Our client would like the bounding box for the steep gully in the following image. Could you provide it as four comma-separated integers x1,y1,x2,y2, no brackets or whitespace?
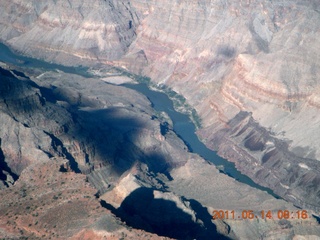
0,43,280,198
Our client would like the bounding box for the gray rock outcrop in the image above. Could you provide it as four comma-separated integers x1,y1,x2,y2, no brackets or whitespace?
1,0,320,238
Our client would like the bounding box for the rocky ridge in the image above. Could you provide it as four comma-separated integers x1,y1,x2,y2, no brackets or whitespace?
0,157,172,240
0,63,319,239
0,0,320,238
0,63,189,239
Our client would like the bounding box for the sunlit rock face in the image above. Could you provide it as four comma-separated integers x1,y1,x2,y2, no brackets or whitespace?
129,0,320,155
0,0,138,64
0,0,320,221
1,63,319,239
127,0,320,211
0,64,191,239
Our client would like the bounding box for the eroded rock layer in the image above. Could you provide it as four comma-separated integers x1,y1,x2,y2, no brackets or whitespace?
1,0,320,238
0,0,138,64
0,63,319,239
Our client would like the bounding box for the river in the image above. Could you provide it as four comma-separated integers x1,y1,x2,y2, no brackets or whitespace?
0,42,279,198
123,82,280,198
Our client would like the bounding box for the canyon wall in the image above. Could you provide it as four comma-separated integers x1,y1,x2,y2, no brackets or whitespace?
1,63,319,239
0,0,320,238
125,0,320,211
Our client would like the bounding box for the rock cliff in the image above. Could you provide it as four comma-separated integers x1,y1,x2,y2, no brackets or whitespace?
0,0,138,64
128,0,320,211
0,61,319,239
0,0,320,238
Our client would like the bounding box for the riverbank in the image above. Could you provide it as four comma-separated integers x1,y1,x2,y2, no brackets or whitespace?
0,41,281,199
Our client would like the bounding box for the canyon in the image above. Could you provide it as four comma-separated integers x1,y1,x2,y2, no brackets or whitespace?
0,0,320,239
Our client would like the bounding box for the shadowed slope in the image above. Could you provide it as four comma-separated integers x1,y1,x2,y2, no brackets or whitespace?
101,187,229,240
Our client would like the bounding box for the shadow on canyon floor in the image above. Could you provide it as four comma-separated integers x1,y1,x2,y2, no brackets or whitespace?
71,107,174,179
101,187,230,240
0,67,174,181
0,138,19,186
